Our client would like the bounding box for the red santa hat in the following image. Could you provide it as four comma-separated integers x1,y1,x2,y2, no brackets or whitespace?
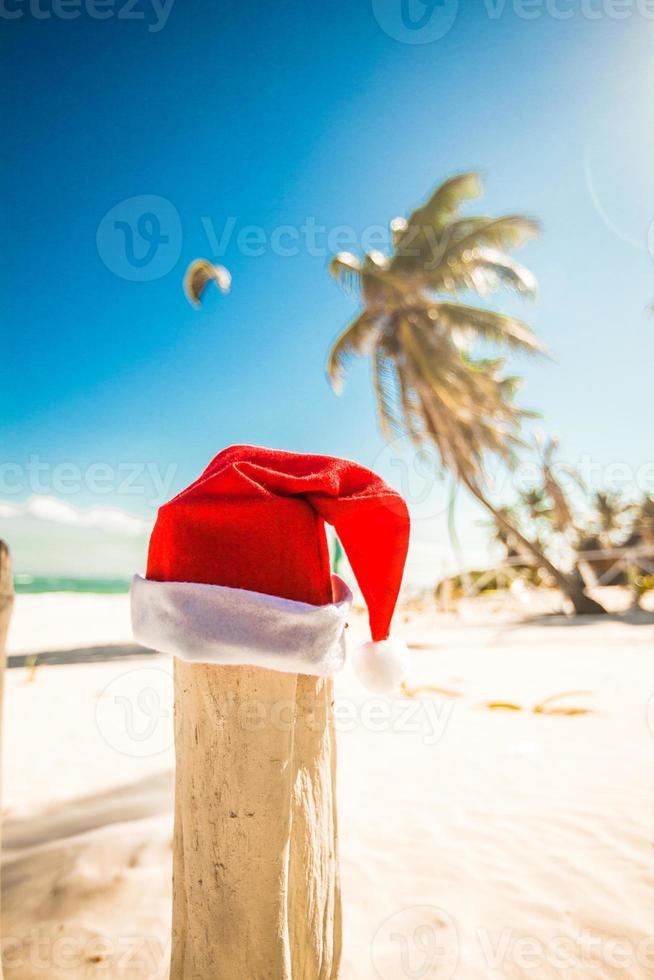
131,445,410,691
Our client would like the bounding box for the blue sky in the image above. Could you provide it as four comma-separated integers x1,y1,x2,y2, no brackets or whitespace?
2,0,654,582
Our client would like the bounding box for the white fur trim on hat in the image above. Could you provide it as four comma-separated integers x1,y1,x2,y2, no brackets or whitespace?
352,639,410,693
131,573,353,677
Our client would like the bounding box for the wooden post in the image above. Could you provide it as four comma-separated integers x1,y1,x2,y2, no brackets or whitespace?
0,542,14,980
170,662,341,979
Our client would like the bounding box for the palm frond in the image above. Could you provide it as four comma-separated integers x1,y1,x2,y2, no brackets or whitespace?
329,252,362,295
466,247,538,297
392,215,540,289
395,359,425,446
402,173,482,234
423,216,540,284
372,349,403,440
432,303,545,354
396,315,529,485
542,470,576,534
326,309,380,393
447,215,540,253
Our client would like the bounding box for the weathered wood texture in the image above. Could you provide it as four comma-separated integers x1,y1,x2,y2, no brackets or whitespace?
170,661,341,980
0,542,15,980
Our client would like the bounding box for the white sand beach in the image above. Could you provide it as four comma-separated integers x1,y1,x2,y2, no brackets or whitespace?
3,591,654,979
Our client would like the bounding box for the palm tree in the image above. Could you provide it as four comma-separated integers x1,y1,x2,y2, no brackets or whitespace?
480,505,545,587
590,490,634,547
571,490,634,591
633,496,654,545
539,436,579,536
519,486,554,528
624,496,654,607
326,173,605,614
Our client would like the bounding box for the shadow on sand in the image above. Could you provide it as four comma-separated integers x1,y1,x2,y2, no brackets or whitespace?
2,770,174,856
7,643,159,669
515,608,654,628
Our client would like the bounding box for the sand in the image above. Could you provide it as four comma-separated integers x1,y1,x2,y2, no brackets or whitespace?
3,592,654,979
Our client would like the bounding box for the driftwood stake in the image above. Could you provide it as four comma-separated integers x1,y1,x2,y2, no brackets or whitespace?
0,543,14,980
170,661,341,979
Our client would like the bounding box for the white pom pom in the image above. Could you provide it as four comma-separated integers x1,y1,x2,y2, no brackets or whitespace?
352,638,410,693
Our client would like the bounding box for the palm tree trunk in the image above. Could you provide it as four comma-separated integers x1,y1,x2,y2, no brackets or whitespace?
463,480,607,615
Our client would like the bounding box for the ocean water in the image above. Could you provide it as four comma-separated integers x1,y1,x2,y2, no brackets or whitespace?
13,575,131,595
